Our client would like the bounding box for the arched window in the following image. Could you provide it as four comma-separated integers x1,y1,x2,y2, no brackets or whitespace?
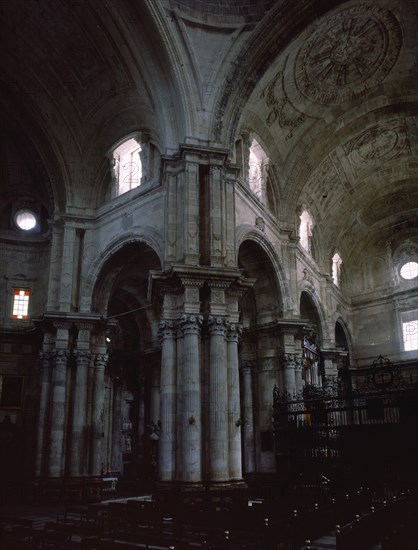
109,136,142,196
248,138,268,201
332,252,343,287
299,210,314,254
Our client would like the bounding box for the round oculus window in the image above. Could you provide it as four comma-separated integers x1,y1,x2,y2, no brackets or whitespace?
400,261,418,280
15,210,37,231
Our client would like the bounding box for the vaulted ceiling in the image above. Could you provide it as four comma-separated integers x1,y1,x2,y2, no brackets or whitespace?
1,0,417,277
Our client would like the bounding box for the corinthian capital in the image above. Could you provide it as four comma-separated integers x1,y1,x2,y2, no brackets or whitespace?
39,351,52,370
282,353,302,369
94,353,108,370
226,322,242,342
207,315,228,337
53,349,71,365
74,350,91,367
158,319,177,342
179,314,203,336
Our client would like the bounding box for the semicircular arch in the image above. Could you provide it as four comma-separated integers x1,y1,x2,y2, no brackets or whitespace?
82,232,163,315
299,287,329,344
237,225,293,314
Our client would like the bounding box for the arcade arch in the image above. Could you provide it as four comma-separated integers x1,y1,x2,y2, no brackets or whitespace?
91,241,162,487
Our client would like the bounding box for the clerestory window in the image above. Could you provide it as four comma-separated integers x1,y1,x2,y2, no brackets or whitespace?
401,310,418,352
332,252,343,287
110,137,142,196
299,210,314,254
248,138,268,201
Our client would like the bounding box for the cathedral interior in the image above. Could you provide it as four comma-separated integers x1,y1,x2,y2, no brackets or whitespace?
0,0,418,548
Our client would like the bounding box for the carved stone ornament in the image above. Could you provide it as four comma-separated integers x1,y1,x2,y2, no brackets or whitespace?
255,216,266,232
294,5,402,104
261,59,307,139
207,315,228,336
227,323,242,342
158,319,177,342
179,314,203,335
343,119,410,174
74,350,91,367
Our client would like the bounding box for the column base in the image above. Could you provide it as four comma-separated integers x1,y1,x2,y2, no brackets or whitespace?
155,479,248,511
30,476,103,504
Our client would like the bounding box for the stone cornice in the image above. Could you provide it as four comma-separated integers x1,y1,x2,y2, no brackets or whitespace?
244,317,310,334
32,312,118,332
149,265,255,296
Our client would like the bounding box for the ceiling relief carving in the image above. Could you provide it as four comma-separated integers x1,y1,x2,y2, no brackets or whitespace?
261,58,307,140
307,155,341,204
343,119,411,177
359,188,418,227
294,5,402,104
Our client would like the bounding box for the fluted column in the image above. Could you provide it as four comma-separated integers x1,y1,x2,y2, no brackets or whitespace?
179,314,202,483
110,380,123,473
89,353,108,475
227,323,243,481
35,351,52,476
48,349,70,477
295,356,303,396
69,350,91,476
150,363,160,426
283,354,297,398
208,315,229,482
240,361,256,474
158,320,177,482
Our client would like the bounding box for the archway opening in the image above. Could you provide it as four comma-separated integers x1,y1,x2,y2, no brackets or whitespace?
93,242,161,491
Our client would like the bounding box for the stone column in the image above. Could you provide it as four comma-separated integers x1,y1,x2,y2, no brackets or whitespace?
69,350,91,476
179,314,202,483
158,320,177,483
240,361,256,474
35,351,52,477
208,315,229,482
110,380,123,473
137,378,146,468
295,356,303,396
150,363,160,426
227,323,243,481
283,354,297,398
89,353,108,475
48,349,70,477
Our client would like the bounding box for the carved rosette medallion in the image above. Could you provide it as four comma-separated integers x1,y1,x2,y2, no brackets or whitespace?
294,5,402,104
343,119,410,180
343,119,409,171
